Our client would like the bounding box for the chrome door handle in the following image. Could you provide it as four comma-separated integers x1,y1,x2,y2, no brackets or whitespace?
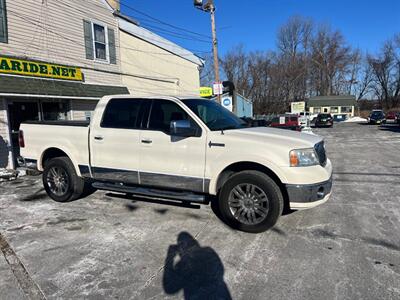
141,139,152,144
94,136,103,141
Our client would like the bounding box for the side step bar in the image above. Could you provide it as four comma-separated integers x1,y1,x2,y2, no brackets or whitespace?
92,182,208,204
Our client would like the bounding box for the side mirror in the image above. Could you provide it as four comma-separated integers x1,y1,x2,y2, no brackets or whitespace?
170,120,199,137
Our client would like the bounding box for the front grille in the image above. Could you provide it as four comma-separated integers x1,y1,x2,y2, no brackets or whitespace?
314,141,327,166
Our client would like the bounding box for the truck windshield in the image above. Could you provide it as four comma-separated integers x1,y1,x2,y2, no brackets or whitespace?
182,99,247,131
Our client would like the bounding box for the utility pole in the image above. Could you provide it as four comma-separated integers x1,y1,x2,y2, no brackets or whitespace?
194,0,221,102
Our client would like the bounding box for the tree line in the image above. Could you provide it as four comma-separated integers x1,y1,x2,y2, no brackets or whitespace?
201,16,400,114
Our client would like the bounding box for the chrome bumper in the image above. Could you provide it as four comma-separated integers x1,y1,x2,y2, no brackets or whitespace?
286,176,332,204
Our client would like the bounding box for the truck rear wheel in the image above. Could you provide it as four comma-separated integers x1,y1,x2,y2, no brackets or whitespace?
219,171,283,233
43,157,86,202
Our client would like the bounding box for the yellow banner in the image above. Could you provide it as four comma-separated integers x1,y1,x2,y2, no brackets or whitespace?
0,57,83,81
200,86,213,97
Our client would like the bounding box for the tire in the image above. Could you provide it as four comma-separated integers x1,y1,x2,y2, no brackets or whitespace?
42,157,86,202
218,171,283,233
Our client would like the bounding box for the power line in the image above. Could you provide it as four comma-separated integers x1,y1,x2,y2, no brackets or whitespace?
50,0,212,46
8,8,206,75
9,22,202,94
49,0,211,51
8,9,180,81
115,0,212,40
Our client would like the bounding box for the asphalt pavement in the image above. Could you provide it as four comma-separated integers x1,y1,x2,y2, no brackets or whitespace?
0,122,399,299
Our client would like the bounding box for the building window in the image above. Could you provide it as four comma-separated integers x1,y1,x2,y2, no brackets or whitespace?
313,107,321,113
0,0,7,43
330,107,339,113
93,23,108,61
341,106,352,113
83,20,116,64
41,101,69,121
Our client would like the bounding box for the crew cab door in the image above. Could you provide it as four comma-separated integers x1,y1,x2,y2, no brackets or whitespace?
139,99,207,193
90,98,149,184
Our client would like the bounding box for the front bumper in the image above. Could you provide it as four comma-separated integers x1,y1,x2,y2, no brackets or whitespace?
286,176,332,210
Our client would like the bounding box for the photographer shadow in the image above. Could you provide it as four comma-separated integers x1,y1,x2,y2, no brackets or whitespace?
163,232,232,300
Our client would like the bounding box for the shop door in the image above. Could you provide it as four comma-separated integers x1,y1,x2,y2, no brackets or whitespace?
8,102,39,166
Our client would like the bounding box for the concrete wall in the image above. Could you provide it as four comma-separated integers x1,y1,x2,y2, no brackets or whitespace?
1,0,123,85
119,30,200,97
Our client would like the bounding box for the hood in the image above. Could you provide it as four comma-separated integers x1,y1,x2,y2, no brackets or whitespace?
222,127,322,149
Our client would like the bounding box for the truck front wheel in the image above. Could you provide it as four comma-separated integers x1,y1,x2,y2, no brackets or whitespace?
219,171,284,233
43,157,86,202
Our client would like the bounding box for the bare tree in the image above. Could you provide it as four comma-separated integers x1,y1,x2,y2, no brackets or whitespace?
368,36,400,108
309,26,354,96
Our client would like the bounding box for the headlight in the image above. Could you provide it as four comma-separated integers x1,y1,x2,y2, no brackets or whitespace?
289,148,319,167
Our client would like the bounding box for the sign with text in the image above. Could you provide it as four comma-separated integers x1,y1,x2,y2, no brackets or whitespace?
290,101,306,114
200,86,213,97
213,82,223,95
0,57,83,81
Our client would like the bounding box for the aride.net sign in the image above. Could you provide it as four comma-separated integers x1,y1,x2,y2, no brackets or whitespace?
0,56,83,81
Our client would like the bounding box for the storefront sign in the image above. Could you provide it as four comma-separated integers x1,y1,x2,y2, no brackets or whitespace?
0,57,83,81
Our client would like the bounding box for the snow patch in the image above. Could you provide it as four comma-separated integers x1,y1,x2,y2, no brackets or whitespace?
344,117,367,123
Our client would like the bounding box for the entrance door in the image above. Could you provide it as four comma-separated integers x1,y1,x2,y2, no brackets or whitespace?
8,101,40,166
139,99,206,193
90,98,148,184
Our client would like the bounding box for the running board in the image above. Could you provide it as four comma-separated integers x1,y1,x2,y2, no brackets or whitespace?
92,182,208,204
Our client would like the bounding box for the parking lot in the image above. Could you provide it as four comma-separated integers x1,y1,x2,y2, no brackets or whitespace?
1,122,399,300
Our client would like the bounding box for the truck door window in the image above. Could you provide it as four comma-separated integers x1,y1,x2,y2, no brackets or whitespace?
101,99,142,129
148,100,189,132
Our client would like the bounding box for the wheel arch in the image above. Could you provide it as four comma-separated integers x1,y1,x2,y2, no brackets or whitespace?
212,161,289,210
39,147,82,177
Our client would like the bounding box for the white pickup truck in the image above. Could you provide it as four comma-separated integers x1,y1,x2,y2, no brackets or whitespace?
20,95,332,233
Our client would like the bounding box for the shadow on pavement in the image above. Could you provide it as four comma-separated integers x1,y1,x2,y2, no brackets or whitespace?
20,188,47,201
311,229,400,252
162,232,232,300
379,125,400,133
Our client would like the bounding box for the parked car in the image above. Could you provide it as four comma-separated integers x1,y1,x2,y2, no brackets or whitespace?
297,112,310,128
270,114,301,131
19,96,332,233
315,113,334,127
385,111,398,124
368,110,385,125
333,114,348,122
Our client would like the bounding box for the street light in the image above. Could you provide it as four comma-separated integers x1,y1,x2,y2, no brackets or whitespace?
194,0,221,102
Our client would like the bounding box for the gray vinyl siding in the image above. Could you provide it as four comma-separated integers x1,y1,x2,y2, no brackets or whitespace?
1,0,122,85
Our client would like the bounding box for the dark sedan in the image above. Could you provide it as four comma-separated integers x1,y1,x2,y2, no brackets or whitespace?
368,110,385,125
315,113,333,127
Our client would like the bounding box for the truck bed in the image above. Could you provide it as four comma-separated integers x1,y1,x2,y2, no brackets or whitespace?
20,121,90,174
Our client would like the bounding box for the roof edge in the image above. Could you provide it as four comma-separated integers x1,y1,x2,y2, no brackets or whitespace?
117,17,205,67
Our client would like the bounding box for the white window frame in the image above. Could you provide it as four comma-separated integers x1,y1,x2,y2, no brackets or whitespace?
91,21,109,63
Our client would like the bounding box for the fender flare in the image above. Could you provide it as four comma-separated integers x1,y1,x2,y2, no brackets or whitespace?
38,146,83,177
